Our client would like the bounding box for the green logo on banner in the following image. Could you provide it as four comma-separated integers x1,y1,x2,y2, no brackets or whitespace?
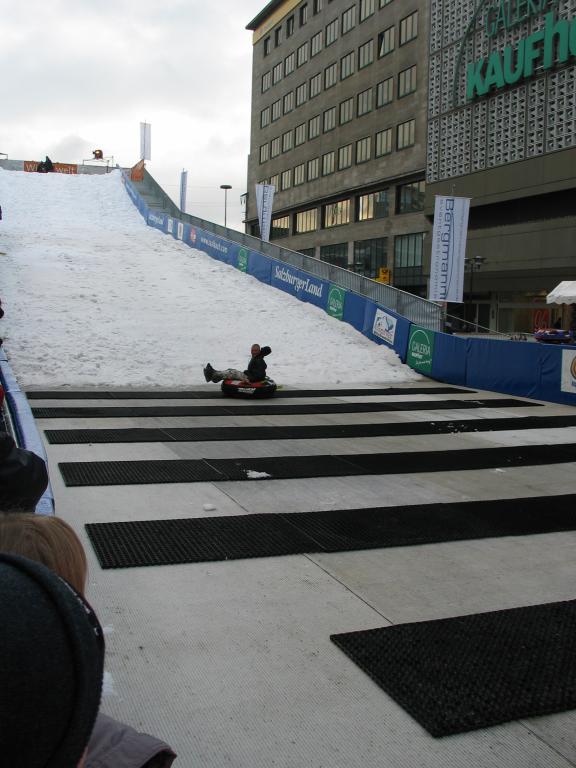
238,249,248,272
327,285,345,320
407,326,435,375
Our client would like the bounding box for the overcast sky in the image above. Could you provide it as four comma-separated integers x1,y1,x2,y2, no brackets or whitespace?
1,0,267,230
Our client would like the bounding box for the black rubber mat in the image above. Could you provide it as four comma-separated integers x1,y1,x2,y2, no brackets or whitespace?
26,386,475,399
85,493,576,568
331,599,576,736
85,514,314,567
60,443,576,486
33,398,541,419
60,459,225,486
44,414,576,444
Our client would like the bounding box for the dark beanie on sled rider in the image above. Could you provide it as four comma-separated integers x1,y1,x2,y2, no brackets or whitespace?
0,553,105,768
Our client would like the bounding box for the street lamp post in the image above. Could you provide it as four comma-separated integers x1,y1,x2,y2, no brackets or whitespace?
464,255,486,332
220,184,232,228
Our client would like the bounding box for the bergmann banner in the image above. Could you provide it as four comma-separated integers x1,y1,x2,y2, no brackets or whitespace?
429,196,471,303
255,184,275,242
179,170,188,213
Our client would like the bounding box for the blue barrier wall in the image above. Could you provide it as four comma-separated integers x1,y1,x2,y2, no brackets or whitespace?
122,172,576,407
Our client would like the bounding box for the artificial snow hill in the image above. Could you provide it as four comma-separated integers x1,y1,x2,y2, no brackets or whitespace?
0,169,420,388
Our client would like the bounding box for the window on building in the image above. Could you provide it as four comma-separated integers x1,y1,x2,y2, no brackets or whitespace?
300,3,309,26
295,122,307,145
273,62,283,84
260,107,270,128
275,27,282,46
297,42,309,66
310,72,322,97
358,39,374,69
264,37,271,56
270,173,280,190
357,190,389,220
322,151,335,175
284,91,294,113
394,232,424,287
354,237,387,278
296,81,308,106
295,208,318,232
308,157,319,180
340,50,355,79
313,0,323,14
378,26,395,57
281,169,292,190
397,180,425,213
360,0,375,21
397,118,415,149
282,130,293,152
356,136,371,163
286,15,295,37
320,242,348,268
300,247,316,257
284,52,295,75
323,106,337,132
338,143,353,169
325,18,338,45
398,64,417,97
271,99,282,121
400,11,418,44
380,0,393,6
340,97,354,124
259,143,269,163
342,5,356,33
309,114,321,138
294,163,306,185
262,71,271,92
324,61,338,88
311,31,323,56
271,137,281,158
357,88,372,116
323,199,350,227
271,215,290,239
375,127,393,156
376,77,394,107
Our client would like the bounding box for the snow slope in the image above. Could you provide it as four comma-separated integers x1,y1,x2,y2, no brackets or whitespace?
0,169,421,388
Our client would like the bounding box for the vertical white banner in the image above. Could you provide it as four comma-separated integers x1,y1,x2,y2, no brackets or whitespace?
255,183,275,242
140,122,151,161
429,196,471,303
180,170,188,212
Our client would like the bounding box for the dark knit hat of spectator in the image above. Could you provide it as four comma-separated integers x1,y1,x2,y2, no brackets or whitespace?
0,553,105,768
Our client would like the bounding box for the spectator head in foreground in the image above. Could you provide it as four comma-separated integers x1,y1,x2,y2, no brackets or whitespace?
0,553,104,768
0,512,87,593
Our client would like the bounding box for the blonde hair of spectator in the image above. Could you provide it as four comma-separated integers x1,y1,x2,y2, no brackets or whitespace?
0,513,87,594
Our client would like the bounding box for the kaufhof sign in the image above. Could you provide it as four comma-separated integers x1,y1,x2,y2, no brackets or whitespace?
466,1,576,100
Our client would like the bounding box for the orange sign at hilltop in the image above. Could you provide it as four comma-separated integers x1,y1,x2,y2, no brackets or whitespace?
24,161,78,174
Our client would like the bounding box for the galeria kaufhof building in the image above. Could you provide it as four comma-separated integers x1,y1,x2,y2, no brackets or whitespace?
245,0,430,292
426,0,576,332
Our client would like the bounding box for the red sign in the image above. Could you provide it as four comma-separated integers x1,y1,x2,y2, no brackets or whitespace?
533,308,550,330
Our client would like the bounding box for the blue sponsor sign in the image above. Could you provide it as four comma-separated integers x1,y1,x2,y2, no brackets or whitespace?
270,262,328,310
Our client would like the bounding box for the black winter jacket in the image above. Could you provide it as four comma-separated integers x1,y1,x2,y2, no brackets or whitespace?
244,346,271,382
0,431,48,511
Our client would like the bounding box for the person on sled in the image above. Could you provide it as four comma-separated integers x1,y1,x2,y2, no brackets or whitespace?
204,344,271,383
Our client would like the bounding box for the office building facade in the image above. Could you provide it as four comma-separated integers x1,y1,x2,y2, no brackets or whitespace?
245,0,430,293
426,0,576,332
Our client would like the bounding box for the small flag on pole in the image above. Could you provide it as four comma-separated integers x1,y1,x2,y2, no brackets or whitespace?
140,122,151,161
180,170,188,212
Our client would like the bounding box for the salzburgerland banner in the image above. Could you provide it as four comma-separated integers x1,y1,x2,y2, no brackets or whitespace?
255,184,275,242
271,263,328,310
429,196,471,303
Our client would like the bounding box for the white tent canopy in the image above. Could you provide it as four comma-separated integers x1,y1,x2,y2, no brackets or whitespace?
546,281,576,304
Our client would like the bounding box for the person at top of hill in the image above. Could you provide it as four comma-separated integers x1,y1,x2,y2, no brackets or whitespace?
204,344,271,383
36,156,54,173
